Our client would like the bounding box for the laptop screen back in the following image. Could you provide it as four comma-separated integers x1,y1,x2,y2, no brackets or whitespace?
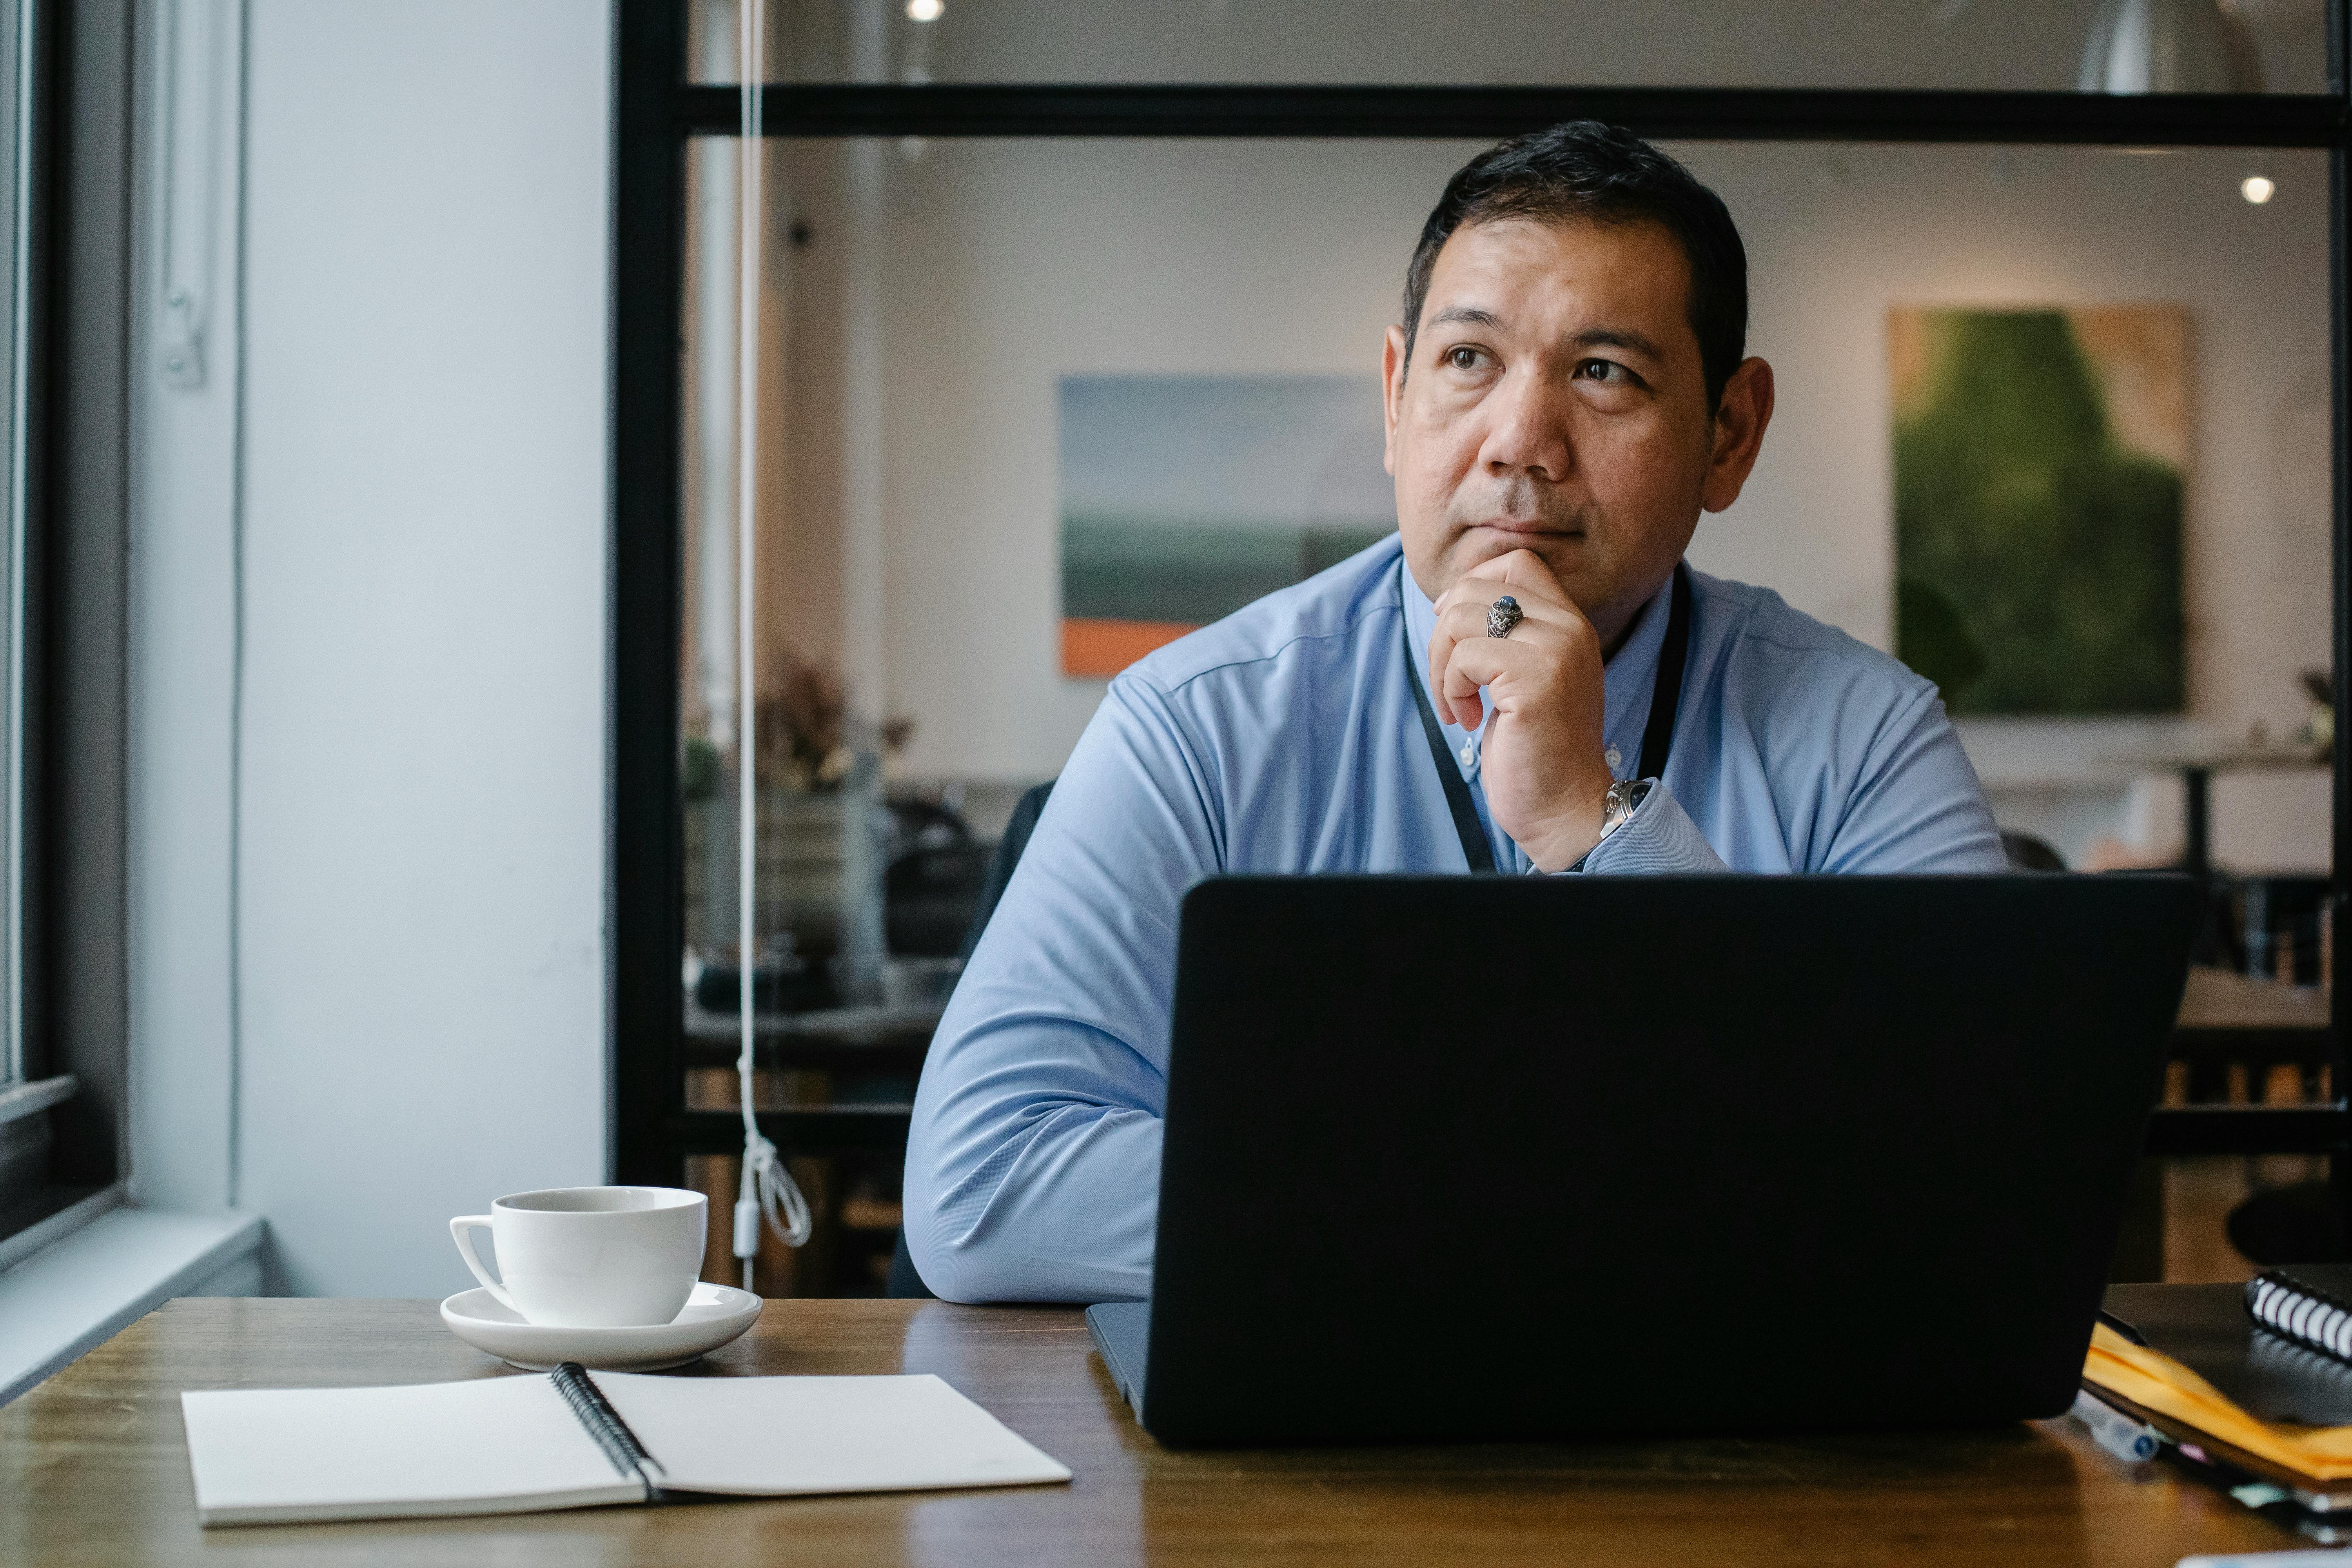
1142,874,2198,1447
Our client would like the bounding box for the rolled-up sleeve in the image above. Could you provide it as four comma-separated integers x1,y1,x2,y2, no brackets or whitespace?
903,674,1216,1303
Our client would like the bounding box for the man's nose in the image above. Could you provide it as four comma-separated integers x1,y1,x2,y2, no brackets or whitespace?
1478,367,1574,483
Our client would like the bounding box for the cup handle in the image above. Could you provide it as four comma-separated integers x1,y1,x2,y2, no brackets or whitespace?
448,1216,519,1313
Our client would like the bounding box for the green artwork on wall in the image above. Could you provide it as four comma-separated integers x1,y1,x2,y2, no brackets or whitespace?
1891,306,2186,715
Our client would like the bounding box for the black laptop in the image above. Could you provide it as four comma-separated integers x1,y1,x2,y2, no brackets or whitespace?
1087,874,2199,1448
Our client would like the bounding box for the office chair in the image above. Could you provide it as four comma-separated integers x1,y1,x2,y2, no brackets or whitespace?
1999,830,2065,873
887,780,1056,1299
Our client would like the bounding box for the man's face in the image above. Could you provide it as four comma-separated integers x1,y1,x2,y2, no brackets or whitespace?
1383,215,1734,639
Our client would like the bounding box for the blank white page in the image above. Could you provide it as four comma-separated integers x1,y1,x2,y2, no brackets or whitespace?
594,1372,1072,1497
180,1376,645,1526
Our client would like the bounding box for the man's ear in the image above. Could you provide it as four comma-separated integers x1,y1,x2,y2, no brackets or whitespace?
1381,324,1408,476
1701,356,1775,514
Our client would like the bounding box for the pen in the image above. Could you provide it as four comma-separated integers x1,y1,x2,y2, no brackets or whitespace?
2098,1308,2151,1347
2071,1387,2159,1463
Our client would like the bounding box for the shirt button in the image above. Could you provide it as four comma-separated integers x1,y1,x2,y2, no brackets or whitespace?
1458,741,1475,767
1604,744,1622,771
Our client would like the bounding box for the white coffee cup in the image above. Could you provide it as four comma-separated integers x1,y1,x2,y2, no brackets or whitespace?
449,1186,707,1328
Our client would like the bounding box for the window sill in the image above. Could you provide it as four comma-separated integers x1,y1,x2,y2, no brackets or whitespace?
0,1203,264,1405
0,1074,75,1129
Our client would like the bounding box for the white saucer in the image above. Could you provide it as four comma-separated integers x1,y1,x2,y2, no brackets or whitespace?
439,1283,763,1372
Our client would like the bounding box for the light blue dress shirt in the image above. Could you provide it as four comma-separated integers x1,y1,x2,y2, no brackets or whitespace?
904,534,2004,1303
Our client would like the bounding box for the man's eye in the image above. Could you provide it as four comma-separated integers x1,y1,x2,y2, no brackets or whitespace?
1446,346,1486,372
1576,358,1626,383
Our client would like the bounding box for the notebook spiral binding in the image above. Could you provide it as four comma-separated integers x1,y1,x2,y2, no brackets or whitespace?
2248,1270,2352,1366
549,1362,663,1496
2247,1325,2352,1411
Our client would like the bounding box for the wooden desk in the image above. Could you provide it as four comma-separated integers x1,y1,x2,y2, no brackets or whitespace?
0,1296,2298,1566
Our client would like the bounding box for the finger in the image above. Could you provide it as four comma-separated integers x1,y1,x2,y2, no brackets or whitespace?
1444,598,1604,716
1430,630,1543,724
1430,616,1581,733
1425,615,1473,730
1435,548,1572,617
1452,547,1564,596
1439,627,1555,728
1430,595,1570,725
1432,582,1577,720
1437,577,1563,634
1426,616,1488,731
1436,597,1572,648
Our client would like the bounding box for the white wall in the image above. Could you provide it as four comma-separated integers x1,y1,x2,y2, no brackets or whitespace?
173,1,609,1295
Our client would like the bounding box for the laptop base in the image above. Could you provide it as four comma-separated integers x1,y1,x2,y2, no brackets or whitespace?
1086,1301,1150,1416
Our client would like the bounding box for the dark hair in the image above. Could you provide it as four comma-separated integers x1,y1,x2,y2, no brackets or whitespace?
1401,122,1749,413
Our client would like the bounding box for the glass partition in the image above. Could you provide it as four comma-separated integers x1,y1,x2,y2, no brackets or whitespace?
686,0,2332,94
673,126,2333,1290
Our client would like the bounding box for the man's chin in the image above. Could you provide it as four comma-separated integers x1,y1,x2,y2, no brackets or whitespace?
1446,530,1589,591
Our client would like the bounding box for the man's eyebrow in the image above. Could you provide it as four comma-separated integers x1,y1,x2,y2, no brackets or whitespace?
1425,305,1503,331
1570,327,1667,363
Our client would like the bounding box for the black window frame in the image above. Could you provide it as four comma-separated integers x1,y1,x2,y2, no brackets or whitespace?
0,0,133,1256
609,0,2352,1201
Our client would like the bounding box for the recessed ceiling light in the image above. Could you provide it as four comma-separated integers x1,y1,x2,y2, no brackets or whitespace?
907,0,944,20
2242,174,2276,205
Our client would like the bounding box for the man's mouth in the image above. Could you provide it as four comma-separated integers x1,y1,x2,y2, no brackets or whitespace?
1466,519,1579,537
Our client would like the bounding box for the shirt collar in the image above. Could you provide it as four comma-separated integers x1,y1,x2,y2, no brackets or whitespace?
1400,559,1676,783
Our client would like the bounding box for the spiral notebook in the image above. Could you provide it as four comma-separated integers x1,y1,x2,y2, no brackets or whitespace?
179,1362,1071,1526
2248,1266,2352,1367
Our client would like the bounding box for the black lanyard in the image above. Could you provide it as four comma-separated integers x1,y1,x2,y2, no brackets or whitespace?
1403,561,1693,875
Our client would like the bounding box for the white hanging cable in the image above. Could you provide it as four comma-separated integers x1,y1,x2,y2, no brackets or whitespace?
731,0,811,1293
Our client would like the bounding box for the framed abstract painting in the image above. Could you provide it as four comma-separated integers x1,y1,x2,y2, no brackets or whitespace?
1058,375,1396,677
1891,305,2187,715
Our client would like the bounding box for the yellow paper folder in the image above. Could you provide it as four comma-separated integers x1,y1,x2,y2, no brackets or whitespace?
2085,1322,2352,1484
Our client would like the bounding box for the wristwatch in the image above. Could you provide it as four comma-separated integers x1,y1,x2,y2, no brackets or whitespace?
1553,778,1653,875
1594,777,1651,848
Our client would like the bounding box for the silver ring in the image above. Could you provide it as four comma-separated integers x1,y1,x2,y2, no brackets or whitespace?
1486,595,1523,639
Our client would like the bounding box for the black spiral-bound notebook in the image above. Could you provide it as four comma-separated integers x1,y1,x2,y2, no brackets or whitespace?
2248,1267,2352,1369
179,1360,1069,1526
2098,1281,2352,1535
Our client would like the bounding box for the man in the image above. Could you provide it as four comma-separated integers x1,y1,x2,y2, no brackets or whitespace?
905,122,2005,1303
